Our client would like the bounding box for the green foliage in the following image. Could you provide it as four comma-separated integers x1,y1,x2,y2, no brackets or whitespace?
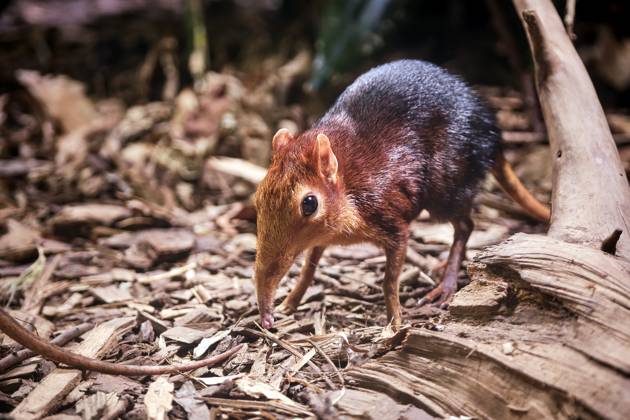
186,0,209,84
309,0,392,90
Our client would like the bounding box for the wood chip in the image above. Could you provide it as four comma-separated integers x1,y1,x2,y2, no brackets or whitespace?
449,277,508,318
173,307,219,326
0,219,40,262
193,330,231,358
161,326,209,344
50,204,132,236
89,285,133,304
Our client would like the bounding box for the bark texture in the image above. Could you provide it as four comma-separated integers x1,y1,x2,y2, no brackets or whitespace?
514,0,630,257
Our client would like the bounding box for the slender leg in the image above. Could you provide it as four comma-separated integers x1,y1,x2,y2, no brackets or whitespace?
279,246,326,313
419,216,473,308
383,227,409,330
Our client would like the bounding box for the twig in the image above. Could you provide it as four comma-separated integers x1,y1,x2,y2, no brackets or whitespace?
202,397,313,417
476,191,538,220
137,261,197,283
486,0,544,133
307,338,345,391
0,306,245,376
22,253,61,315
186,0,209,86
251,323,336,389
286,375,325,393
486,0,525,77
206,156,267,185
564,0,576,40
0,321,93,371
215,202,245,235
336,331,371,354
138,37,179,100
290,347,317,374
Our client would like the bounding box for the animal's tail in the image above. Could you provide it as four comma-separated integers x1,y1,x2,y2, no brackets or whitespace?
491,152,551,222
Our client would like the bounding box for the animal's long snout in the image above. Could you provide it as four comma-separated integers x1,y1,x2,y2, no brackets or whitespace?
260,312,274,329
254,256,292,330
255,274,276,329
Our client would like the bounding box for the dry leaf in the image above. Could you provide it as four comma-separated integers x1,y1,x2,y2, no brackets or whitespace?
16,70,96,132
162,326,209,344
174,381,210,420
197,374,242,386
145,377,174,420
193,329,230,358
75,391,119,420
235,377,300,407
1,247,45,305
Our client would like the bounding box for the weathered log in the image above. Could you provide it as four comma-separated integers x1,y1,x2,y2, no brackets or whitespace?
346,322,630,419
476,233,630,374
335,233,630,418
336,239,630,418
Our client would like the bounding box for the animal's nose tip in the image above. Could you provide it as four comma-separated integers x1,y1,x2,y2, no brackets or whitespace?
261,313,274,329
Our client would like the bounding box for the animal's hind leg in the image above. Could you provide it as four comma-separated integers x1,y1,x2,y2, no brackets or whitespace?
279,246,326,314
419,215,473,308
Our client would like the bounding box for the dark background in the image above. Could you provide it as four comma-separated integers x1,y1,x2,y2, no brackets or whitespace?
1,0,629,109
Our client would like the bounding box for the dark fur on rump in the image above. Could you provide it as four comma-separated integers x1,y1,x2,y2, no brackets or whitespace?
312,59,500,239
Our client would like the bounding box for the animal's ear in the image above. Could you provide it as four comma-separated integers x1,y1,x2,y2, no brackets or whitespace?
272,128,293,154
316,133,338,182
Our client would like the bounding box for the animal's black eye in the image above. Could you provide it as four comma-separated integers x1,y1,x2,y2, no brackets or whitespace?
301,195,318,216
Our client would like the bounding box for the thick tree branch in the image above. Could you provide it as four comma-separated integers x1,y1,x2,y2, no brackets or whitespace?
513,0,630,260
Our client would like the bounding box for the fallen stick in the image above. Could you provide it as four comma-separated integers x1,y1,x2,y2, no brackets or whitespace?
0,322,93,372
0,308,243,376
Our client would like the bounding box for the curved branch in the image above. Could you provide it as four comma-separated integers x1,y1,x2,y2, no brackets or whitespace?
514,0,630,259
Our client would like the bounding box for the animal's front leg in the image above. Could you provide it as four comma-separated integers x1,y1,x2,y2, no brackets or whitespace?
383,228,408,330
279,246,326,314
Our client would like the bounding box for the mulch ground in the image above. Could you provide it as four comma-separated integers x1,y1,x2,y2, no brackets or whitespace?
1,59,626,418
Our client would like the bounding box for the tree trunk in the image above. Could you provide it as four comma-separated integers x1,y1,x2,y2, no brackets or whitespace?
514,0,630,258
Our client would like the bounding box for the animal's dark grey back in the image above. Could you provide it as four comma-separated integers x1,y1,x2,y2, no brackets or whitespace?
323,59,499,168
319,60,502,219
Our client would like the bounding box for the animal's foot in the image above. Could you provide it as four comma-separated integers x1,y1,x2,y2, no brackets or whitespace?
277,299,298,315
385,308,403,332
418,282,456,309
390,316,402,332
